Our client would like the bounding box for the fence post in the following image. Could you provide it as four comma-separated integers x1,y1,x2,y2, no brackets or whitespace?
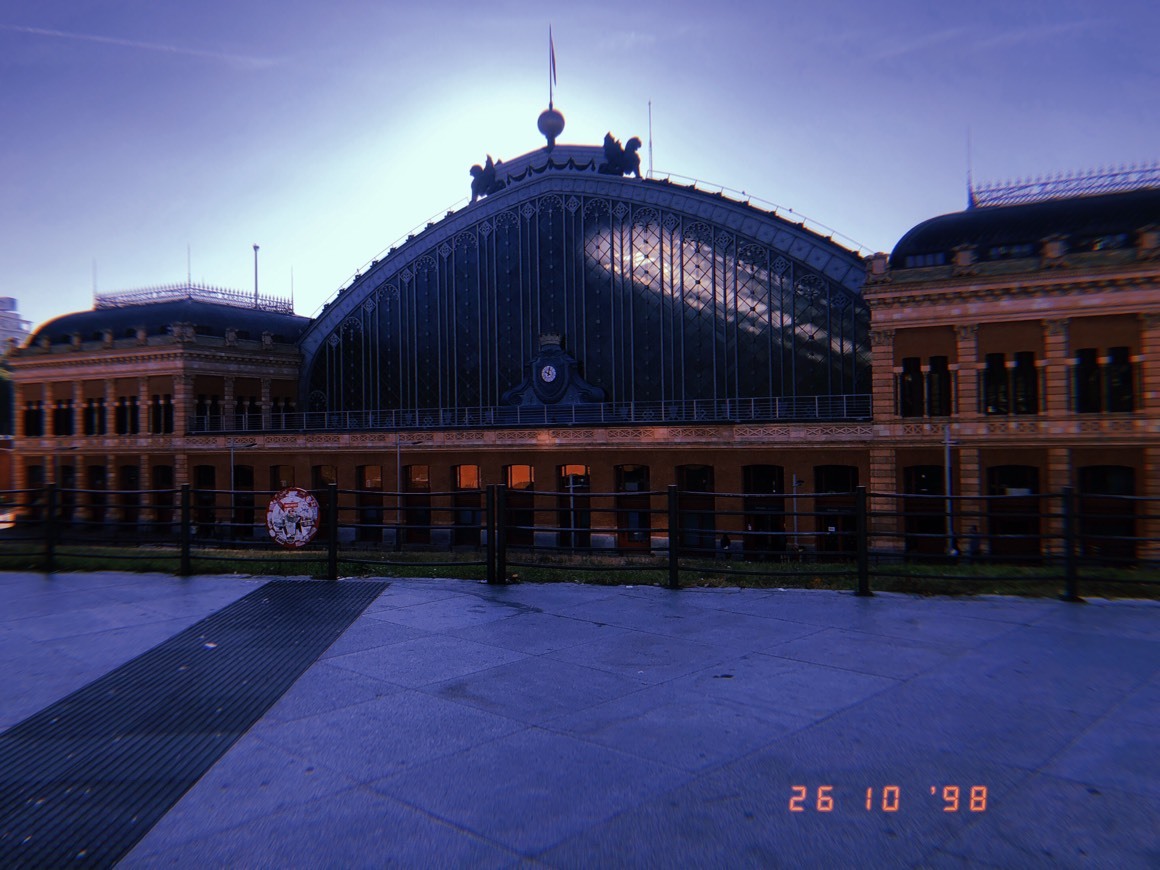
485,484,498,584
855,485,871,596
1061,486,1081,602
179,484,192,577
667,485,680,589
327,483,339,581
44,483,57,573
495,484,508,582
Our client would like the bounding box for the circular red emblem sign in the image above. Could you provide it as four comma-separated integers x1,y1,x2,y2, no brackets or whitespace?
266,486,320,549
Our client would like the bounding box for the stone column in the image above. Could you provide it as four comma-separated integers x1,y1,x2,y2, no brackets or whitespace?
1142,446,1160,561
1139,313,1160,411
138,377,149,436
173,375,193,435
1045,447,1072,554
954,324,979,417
104,379,116,436
72,380,83,437
870,328,896,420
223,377,236,430
13,382,24,439
261,378,272,429
1043,319,1071,416
868,447,898,553
957,446,982,541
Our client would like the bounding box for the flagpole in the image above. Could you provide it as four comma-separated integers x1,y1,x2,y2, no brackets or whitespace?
548,25,555,108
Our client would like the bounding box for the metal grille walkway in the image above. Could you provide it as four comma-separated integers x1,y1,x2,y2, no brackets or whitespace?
0,580,385,868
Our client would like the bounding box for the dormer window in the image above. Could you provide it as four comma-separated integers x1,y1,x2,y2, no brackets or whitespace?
903,252,947,268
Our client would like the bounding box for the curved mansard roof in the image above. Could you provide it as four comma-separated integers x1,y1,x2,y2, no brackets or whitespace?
300,144,867,361
891,187,1160,268
30,296,310,347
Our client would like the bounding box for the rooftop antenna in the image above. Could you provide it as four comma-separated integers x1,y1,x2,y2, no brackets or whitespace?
187,243,192,286
966,126,977,209
648,100,654,178
253,244,260,306
91,258,98,302
290,266,295,309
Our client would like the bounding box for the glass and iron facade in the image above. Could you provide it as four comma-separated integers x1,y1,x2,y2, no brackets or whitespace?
301,154,870,427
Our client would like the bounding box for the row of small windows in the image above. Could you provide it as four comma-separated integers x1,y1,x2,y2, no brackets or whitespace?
903,234,1131,269
192,396,298,431
24,393,302,437
23,396,175,436
897,347,1135,417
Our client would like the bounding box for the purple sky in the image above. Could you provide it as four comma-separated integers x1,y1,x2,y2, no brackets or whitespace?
2,0,1157,330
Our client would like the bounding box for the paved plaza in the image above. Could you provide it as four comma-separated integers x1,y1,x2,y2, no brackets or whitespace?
1,571,1156,867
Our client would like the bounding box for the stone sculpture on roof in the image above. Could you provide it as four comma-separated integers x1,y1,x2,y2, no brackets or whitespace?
598,133,643,178
469,155,506,203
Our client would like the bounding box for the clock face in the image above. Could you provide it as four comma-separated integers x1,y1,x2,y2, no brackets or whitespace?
540,364,557,383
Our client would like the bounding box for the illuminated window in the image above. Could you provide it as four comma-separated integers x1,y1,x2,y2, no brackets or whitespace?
506,465,534,490
455,465,481,490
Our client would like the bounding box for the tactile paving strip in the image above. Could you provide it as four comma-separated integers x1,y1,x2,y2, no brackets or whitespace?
0,580,386,867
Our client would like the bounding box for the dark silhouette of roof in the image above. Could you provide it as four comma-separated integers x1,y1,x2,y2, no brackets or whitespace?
891,188,1160,267
30,298,310,347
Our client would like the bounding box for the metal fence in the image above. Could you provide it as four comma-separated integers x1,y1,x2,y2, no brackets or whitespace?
0,484,1155,597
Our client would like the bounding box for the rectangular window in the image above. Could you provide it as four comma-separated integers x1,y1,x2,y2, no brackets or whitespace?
454,465,481,490
360,465,383,490
52,400,74,436
270,465,295,490
983,353,1009,415
1012,351,1038,415
1074,348,1101,413
927,356,951,416
1106,347,1134,412
899,357,924,417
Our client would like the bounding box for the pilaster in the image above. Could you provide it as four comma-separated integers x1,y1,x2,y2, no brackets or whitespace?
138,377,149,434
1045,447,1071,547
223,377,235,428
72,380,83,436
870,328,896,421
868,447,898,552
1143,446,1160,561
954,324,978,417
173,375,193,435
261,378,272,429
13,382,23,438
1043,318,1070,416
1140,313,1160,411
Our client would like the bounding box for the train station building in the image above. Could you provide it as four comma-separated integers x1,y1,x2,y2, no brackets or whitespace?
7,116,1159,559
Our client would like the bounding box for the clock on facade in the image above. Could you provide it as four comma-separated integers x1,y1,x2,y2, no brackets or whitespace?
540,364,557,383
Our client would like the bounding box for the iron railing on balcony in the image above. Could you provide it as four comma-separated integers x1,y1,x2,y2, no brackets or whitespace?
190,394,873,433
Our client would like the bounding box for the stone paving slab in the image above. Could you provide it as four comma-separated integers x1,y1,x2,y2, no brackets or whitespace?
0,572,1156,867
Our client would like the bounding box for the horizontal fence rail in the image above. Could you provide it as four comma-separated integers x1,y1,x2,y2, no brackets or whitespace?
0,484,1155,597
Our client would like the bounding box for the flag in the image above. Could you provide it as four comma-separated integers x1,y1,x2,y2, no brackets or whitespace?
549,26,557,87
